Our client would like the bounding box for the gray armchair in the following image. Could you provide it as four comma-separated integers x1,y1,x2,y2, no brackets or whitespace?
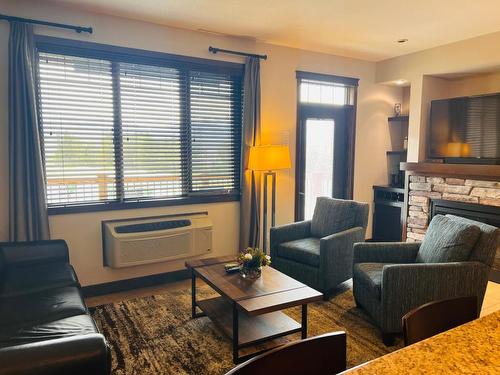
270,197,369,297
353,214,499,345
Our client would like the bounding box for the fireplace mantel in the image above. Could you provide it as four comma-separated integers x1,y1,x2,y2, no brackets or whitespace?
400,162,500,181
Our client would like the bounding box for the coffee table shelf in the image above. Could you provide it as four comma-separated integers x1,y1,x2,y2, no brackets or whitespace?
197,296,301,347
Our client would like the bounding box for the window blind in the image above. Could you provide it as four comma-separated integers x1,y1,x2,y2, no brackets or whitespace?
36,40,243,210
189,71,242,194
119,62,184,200
38,52,117,205
465,96,500,158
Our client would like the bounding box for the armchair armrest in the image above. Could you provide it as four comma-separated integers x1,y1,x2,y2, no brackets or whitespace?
381,262,489,332
0,334,111,375
0,240,69,268
270,221,311,258
353,242,421,265
319,227,366,289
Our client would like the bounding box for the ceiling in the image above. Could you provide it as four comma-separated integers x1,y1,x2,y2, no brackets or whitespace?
43,0,500,61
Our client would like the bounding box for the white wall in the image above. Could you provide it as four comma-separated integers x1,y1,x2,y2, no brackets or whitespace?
0,0,401,286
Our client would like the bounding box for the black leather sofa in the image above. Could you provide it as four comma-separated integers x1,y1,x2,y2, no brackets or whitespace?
0,240,111,375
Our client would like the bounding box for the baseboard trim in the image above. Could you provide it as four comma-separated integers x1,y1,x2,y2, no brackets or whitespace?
82,269,191,297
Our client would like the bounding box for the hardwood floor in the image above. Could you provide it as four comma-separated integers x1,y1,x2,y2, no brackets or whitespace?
86,279,500,317
481,281,500,317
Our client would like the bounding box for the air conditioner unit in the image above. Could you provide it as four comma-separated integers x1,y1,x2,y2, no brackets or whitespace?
102,212,212,268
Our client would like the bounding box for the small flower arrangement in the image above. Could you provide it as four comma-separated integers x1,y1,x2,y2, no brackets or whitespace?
237,247,271,279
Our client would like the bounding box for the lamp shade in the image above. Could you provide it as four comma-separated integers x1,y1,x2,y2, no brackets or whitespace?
248,145,291,171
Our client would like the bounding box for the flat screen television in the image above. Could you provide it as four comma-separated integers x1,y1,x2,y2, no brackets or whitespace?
429,93,500,164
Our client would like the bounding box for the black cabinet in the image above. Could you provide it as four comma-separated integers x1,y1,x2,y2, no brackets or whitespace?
372,185,405,242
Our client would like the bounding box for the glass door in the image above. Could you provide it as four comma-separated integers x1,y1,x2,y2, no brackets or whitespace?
295,106,352,221
304,119,335,219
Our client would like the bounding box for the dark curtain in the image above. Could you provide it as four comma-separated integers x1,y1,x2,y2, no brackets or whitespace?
9,22,50,241
239,57,261,249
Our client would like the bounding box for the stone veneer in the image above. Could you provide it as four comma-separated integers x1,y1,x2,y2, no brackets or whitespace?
406,176,500,242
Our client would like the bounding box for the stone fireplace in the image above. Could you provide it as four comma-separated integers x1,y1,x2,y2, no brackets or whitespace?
407,176,500,242
401,162,500,280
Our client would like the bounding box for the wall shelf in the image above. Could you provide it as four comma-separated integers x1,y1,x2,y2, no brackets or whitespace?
388,115,409,123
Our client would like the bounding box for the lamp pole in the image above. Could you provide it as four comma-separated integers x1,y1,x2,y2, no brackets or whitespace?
263,170,276,254
247,144,291,254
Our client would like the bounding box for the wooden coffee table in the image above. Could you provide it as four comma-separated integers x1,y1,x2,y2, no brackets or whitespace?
186,256,323,363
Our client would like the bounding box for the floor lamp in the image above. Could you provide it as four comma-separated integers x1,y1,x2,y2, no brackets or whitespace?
248,145,291,254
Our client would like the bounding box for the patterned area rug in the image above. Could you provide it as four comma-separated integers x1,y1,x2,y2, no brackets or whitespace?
90,282,402,374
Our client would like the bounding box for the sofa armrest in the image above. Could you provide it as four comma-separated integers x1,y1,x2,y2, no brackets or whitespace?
0,240,69,268
380,262,489,332
270,221,311,258
319,227,366,289
353,242,420,265
0,334,111,375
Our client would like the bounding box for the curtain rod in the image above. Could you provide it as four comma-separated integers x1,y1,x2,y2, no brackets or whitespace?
209,46,267,60
0,14,93,34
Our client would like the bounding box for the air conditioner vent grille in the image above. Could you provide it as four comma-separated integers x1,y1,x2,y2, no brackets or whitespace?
115,219,192,234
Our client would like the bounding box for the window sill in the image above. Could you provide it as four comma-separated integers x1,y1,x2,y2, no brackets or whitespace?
47,194,240,215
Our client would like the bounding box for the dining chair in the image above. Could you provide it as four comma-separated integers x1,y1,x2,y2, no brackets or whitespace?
402,296,478,346
225,332,347,375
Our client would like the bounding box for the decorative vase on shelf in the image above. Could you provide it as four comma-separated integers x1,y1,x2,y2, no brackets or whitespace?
237,247,271,280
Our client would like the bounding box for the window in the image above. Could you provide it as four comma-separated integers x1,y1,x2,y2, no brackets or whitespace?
36,38,243,212
298,76,356,105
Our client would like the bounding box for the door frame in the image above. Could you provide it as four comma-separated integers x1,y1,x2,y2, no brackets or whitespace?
294,101,357,221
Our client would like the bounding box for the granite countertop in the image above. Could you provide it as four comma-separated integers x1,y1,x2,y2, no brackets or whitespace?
342,310,500,374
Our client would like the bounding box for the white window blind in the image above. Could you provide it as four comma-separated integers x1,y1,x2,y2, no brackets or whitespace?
119,62,184,200
36,41,243,210
38,52,117,205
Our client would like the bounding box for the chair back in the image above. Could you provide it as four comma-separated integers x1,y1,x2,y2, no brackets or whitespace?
402,296,478,346
225,332,347,375
445,215,499,267
311,197,368,238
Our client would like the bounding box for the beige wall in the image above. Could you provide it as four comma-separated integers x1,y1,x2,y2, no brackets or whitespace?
0,0,401,286
446,71,500,97
401,86,411,115
376,31,500,162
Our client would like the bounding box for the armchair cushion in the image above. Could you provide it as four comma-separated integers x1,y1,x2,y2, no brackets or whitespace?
447,215,499,266
277,238,320,267
311,198,358,238
416,215,481,263
353,263,394,300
